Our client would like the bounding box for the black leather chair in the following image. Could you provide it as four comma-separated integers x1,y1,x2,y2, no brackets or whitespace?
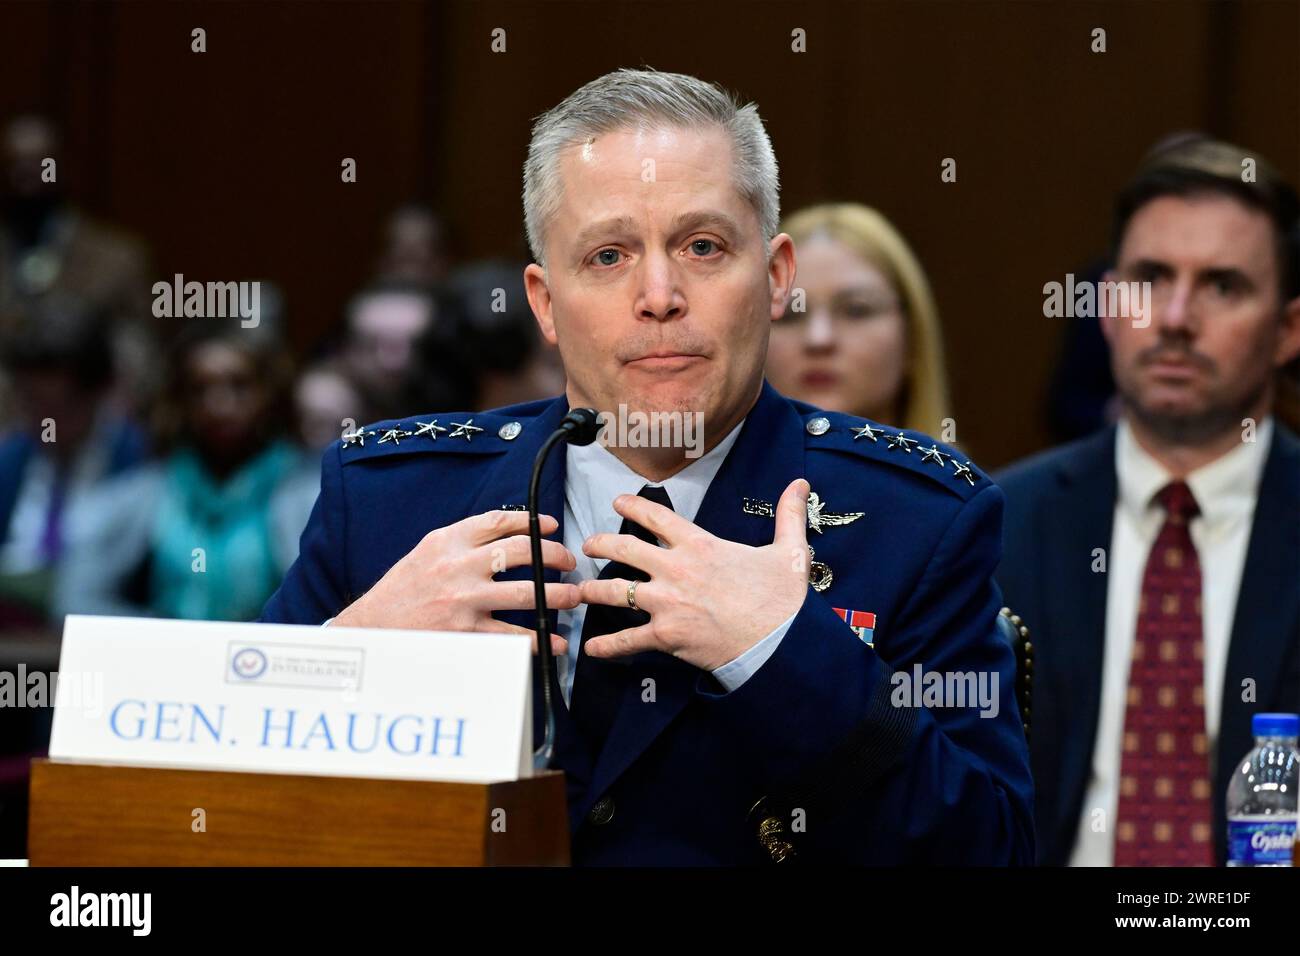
997,607,1033,742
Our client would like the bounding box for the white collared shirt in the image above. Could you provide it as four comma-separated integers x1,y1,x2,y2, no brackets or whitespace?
557,418,794,706
1069,416,1273,866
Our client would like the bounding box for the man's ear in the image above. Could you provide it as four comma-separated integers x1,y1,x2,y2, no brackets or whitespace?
767,233,796,323
524,263,558,346
1275,292,1300,367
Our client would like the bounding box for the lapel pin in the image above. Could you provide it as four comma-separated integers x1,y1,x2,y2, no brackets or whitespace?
808,545,833,592
742,487,865,593
743,490,865,534
806,491,864,534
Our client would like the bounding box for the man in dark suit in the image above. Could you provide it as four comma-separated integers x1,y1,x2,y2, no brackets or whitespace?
261,68,1034,864
998,138,1300,866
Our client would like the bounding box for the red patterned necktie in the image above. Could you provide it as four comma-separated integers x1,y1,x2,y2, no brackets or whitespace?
1113,480,1214,866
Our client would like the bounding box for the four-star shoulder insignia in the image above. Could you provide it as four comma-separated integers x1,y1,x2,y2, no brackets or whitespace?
801,412,987,496
339,414,524,464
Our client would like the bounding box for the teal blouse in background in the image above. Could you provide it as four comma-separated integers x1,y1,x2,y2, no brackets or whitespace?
149,441,303,622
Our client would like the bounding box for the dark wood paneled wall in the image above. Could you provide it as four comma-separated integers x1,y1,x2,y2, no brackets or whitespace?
3,0,1296,466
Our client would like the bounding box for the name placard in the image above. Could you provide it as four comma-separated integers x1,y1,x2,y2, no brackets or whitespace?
48,616,533,783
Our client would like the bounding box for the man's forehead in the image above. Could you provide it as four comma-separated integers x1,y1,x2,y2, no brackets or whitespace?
566,124,728,165
557,126,735,198
1121,193,1275,266
550,125,753,238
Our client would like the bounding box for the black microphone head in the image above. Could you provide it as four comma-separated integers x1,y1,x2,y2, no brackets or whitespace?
560,407,601,446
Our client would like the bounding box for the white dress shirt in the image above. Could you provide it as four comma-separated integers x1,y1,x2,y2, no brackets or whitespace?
557,418,795,706
1069,416,1273,866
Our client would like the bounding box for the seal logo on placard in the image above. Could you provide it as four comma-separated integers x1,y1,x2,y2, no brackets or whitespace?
231,647,268,680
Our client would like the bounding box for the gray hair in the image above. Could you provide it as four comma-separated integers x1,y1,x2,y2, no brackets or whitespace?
522,68,780,267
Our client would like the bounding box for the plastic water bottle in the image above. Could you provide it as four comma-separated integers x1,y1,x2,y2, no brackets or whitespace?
1226,713,1299,866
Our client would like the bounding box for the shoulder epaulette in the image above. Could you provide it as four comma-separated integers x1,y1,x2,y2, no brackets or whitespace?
337,412,528,464
799,410,990,499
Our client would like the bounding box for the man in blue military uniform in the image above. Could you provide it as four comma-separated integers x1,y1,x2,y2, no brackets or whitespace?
261,68,1033,864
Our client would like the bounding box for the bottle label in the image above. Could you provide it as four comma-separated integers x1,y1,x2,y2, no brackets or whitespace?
1227,816,1297,865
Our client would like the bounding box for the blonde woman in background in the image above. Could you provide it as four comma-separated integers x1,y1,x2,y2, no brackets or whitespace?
766,203,951,434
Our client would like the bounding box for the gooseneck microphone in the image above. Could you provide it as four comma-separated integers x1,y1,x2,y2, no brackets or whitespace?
530,407,600,768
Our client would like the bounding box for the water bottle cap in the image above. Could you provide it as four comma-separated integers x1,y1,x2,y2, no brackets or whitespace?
1252,713,1299,737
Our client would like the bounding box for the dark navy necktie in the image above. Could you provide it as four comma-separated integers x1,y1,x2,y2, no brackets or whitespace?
570,484,674,754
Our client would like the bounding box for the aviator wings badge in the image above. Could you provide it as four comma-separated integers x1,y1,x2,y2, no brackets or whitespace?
805,491,864,535
741,488,865,593
741,490,865,536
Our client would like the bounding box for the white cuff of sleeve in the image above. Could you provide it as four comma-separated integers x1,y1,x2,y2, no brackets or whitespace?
709,611,797,693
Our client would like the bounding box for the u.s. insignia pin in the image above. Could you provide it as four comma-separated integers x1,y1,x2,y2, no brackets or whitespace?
741,489,865,535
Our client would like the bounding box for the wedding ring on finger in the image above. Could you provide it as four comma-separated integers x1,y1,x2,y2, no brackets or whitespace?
626,580,641,611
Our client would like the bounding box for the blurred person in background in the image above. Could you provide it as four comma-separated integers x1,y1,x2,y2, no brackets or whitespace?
294,358,366,452
283,359,366,534
339,279,441,421
373,202,450,285
443,259,565,410
997,138,1300,866
1044,132,1300,442
0,297,148,627
0,297,148,858
764,202,951,435
0,115,158,422
57,323,313,622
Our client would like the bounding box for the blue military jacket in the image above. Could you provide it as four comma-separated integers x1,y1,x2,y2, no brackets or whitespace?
260,381,1035,865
